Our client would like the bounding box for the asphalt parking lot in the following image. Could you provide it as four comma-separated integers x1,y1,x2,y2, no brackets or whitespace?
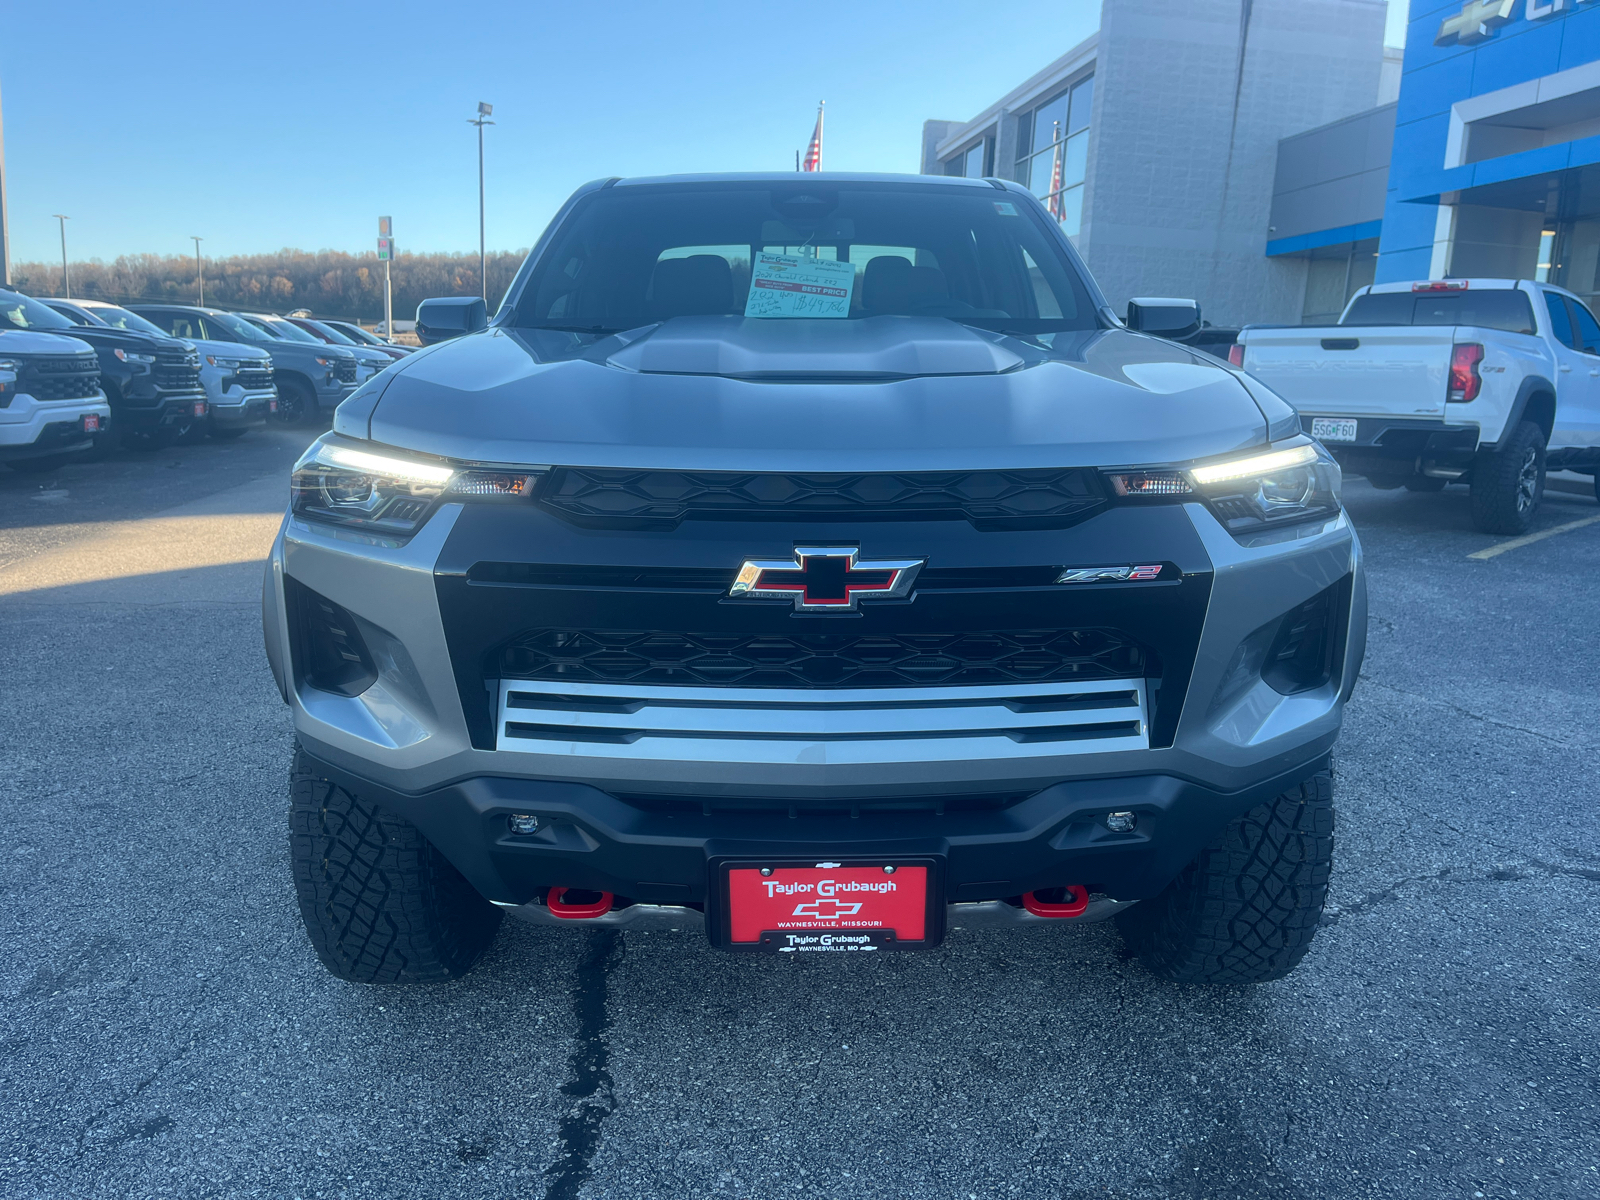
1,433,1597,1200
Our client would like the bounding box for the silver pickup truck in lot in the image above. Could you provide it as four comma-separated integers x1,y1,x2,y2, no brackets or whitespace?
1234,279,1600,533
266,173,1366,989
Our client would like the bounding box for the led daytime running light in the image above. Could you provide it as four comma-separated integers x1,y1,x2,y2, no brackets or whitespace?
1189,443,1318,486
314,444,454,485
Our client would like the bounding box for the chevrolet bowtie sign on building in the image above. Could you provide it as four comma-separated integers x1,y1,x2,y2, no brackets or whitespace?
1437,0,1594,46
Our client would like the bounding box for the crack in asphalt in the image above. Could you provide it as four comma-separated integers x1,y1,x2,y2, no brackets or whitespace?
1324,858,1600,925
542,930,624,1200
72,1036,196,1157
1355,677,1597,751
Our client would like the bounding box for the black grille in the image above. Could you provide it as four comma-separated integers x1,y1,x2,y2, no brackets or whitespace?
538,467,1107,529
154,349,201,392
336,360,358,384
16,356,100,401
499,628,1145,688
236,366,274,391
469,561,1063,591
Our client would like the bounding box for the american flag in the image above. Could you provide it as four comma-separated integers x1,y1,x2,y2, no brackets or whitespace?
802,103,824,171
1046,121,1064,219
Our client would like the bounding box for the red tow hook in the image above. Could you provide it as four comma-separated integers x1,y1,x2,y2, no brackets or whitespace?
546,887,614,919
1022,886,1090,918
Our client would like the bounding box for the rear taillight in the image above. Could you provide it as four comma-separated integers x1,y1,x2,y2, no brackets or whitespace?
1448,342,1484,403
1227,343,1245,367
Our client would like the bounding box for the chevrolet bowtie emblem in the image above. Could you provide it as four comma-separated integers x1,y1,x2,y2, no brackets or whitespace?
730,547,924,611
1435,0,1516,46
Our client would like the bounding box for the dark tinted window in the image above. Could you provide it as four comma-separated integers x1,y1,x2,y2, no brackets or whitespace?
137,309,204,340
44,302,96,326
89,305,167,336
0,289,78,331
513,182,1099,334
1568,297,1600,353
1342,289,1536,334
1546,293,1577,347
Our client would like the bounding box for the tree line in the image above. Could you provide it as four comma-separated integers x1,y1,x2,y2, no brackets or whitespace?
7,249,529,321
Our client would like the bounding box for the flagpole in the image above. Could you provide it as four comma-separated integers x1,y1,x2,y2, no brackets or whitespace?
817,101,824,171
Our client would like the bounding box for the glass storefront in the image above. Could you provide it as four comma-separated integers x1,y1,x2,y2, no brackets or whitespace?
1300,239,1379,324
1014,75,1093,239
940,73,1094,241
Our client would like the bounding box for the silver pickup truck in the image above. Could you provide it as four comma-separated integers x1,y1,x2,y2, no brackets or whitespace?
266,172,1365,989
1235,279,1600,533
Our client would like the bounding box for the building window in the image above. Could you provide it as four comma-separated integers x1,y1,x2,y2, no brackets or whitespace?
1014,75,1093,238
1301,240,1378,325
943,135,992,178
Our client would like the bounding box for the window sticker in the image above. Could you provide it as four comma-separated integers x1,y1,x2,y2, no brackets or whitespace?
744,251,855,318
993,201,1018,216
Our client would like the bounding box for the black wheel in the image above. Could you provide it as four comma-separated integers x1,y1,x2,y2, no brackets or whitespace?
1404,475,1447,492
288,748,502,984
210,426,249,441
1116,772,1334,984
1470,420,1546,535
272,378,315,426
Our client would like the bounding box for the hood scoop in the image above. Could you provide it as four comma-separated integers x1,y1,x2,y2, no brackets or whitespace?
605,314,1025,380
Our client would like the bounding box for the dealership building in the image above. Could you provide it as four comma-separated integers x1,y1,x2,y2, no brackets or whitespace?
922,0,1600,327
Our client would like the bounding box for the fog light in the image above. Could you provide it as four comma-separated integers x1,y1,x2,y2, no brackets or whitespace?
1105,811,1137,833
507,813,540,834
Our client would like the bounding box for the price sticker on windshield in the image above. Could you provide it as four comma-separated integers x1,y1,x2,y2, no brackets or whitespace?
744,252,855,319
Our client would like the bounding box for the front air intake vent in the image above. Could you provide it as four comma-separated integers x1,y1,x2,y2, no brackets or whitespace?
284,576,377,697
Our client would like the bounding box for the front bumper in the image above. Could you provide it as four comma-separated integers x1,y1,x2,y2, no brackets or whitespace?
209,390,276,429
300,743,1330,913
266,484,1365,909
116,387,208,431
0,397,111,460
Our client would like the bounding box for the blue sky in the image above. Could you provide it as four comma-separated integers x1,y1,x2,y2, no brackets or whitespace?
1,0,1404,265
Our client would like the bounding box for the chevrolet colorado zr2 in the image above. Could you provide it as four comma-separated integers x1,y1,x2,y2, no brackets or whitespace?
264,173,1366,985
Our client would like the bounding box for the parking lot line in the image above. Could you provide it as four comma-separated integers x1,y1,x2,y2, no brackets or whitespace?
1467,514,1600,560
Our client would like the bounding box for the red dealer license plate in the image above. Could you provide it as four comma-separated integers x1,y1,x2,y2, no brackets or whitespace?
720,860,938,952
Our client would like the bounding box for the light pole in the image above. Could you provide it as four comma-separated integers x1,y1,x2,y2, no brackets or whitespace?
469,102,494,306
0,77,11,286
191,236,204,306
53,214,70,298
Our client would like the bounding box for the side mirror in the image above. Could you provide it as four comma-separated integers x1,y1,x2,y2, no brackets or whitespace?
415,296,488,345
1126,297,1201,340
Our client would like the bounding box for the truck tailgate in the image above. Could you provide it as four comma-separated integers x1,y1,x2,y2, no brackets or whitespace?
1242,327,1452,418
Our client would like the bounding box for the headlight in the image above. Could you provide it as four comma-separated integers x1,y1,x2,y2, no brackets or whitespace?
1104,439,1341,535
1186,440,1341,533
206,355,245,368
114,349,156,364
290,437,541,537
315,356,337,367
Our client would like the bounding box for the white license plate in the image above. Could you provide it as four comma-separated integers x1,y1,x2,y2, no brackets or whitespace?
1311,418,1358,443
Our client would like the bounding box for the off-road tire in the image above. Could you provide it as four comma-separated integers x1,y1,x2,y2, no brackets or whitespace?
1116,772,1334,984
289,748,501,984
1404,475,1447,492
1470,420,1546,535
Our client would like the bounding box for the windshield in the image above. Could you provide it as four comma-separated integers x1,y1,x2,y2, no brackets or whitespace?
1342,289,1537,335
88,305,168,336
207,311,275,343
512,182,1100,334
0,289,80,331
254,317,318,343
331,322,384,346
306,320,356,345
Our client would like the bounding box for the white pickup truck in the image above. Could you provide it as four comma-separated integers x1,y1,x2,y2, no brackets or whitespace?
1234,279,1600,534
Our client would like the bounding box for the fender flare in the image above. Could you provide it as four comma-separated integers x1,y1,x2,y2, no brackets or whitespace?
1487,374,1556,450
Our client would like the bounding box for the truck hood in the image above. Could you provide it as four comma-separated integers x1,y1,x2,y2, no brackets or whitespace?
0,329,97,357
364,318,1273,471
35,325,192,355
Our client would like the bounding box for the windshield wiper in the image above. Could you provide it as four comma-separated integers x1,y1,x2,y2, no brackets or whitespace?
525,324,621,336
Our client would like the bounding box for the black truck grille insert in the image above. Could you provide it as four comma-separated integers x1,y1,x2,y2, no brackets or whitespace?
154,350,202,392
236,366,274,390
17,357,100,401
336,360,358,383
499,627,1145,688
538,467,1107,529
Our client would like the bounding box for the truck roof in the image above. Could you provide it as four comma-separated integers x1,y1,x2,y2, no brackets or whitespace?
609,171,1005,190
